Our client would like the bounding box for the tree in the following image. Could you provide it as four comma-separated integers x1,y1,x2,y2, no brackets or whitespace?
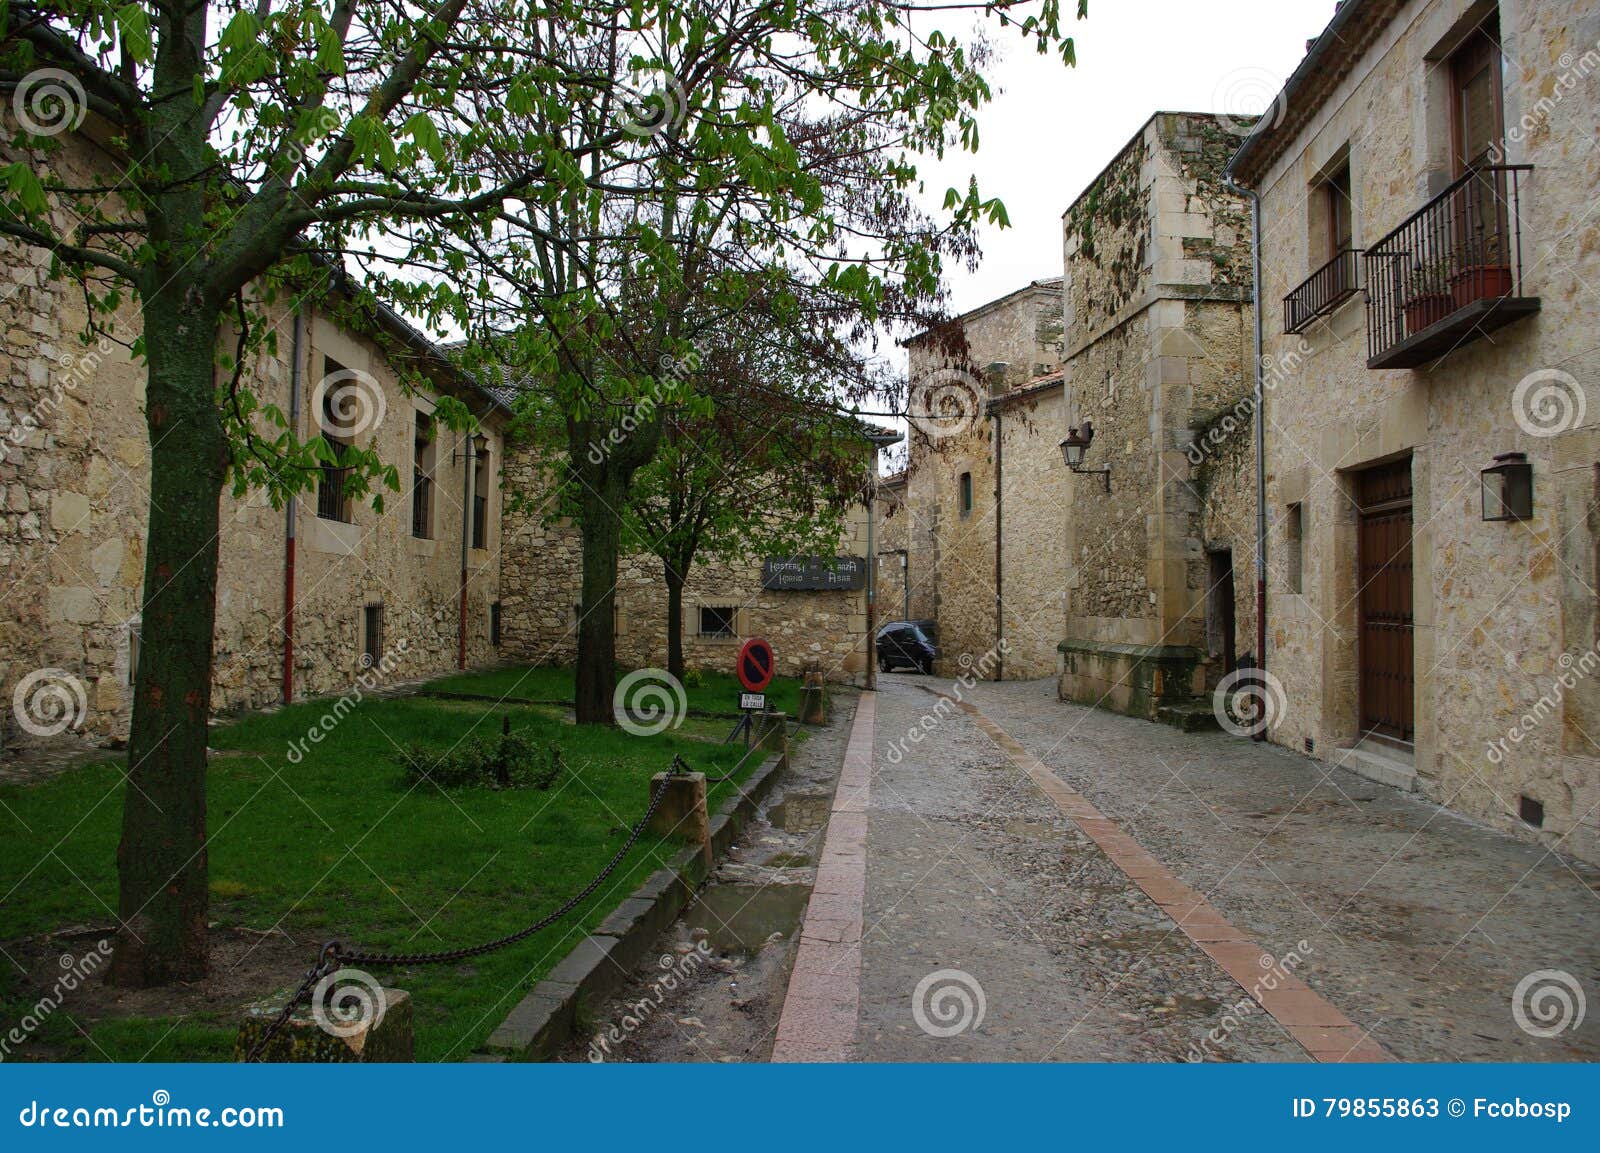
624,296,881,680
0,0,665,985
458,2,1083,722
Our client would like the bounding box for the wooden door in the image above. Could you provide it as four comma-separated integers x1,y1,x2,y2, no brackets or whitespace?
1356,460,1414,742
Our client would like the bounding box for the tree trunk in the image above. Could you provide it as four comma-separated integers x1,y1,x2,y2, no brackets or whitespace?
573,469,629,724
664,564,686,681
110,285,226,987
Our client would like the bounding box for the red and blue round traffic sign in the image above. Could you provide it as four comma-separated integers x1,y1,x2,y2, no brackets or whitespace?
737,637,775,692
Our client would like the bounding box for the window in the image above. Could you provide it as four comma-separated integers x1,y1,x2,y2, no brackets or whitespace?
363,603,384,668
471,437,490,549
1285,502,1304,594
699,605,737,638
412,412,434,539
490,601,502,647
316,356,354,522
127,621,140,686
959,471,973,517
1450,15,1503,177
1323,162,1353,261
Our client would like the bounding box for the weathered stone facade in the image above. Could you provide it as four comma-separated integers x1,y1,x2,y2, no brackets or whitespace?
874,472,911,624
1232,0,1600,862
902,279,1064,676
1055,112,1256,719
497,447,877,685
0,124,507,748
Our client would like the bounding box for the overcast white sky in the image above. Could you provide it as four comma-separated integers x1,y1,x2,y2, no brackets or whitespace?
918,0,1337,314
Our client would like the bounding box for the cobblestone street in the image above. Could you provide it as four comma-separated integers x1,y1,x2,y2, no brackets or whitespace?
835,674,1600,1062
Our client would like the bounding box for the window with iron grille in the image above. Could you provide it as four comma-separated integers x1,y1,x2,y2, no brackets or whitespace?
699,605,736,638
316,357,354,522
412,412,434,539
471,442,490,548
363,603,384,668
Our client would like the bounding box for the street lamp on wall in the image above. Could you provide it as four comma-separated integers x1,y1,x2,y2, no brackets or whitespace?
1059,420,1111,492
1481,451,1532,521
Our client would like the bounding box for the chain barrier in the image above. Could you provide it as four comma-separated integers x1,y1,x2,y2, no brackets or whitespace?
244,771,673,1062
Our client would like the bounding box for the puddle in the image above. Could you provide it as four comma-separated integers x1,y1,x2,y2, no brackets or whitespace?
683,883,813,954
769,792,831,832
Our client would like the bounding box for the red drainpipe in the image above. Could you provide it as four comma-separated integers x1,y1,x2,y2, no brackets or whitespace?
282,309,305,703
458,430,475,669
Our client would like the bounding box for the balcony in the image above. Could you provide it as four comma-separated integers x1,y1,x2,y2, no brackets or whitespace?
1284,248,1360,334
1364,165,1538,369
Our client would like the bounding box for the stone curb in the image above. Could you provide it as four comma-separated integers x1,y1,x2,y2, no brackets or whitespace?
475,748,788,1061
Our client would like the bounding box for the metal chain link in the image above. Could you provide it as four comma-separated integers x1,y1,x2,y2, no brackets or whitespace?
243,773,672,1062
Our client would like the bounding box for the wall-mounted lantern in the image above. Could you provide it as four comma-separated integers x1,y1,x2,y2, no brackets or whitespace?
1059,420,1111,492
1481,451,1532,521
452,433,489,466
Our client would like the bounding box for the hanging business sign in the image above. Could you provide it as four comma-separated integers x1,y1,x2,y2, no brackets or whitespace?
761,555,867,591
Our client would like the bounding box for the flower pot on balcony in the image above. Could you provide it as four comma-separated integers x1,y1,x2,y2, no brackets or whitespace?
1402,292,1453,335
1449,264,1513,310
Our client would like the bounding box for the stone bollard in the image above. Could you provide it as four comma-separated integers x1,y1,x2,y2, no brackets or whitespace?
235,984,413,1062
756,710,790,767
798,683,828,725
648,770,711,868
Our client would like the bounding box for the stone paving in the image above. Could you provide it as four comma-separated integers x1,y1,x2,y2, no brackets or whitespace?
842,674,1599,1062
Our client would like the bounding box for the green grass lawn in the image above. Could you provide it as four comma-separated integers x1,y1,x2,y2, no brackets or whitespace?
428,663,804,717
0,664,783,1061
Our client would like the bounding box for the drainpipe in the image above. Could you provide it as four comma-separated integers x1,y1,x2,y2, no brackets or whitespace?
281,309,304,704
1224,169,1268,740
991,404,1004,682
865,450,877,691
459,429,476,670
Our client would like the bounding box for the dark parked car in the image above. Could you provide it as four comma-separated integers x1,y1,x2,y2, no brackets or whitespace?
877,619,938,674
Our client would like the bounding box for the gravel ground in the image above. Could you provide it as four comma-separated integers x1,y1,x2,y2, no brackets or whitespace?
920,675,1600,1062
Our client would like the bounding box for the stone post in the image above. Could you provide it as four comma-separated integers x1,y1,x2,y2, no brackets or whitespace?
756,710,789,767
648,770,710,867
798,684,828,725
235,986,413,1062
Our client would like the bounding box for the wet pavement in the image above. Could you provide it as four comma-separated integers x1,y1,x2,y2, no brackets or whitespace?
854,674,1599,1062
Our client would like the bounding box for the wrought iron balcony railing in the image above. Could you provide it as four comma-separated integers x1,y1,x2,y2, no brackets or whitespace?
1284,248,1361,334
1363,164,1538,368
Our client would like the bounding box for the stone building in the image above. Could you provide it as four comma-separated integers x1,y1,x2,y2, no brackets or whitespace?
1229,0,1600,862
901,278,1065,677
1056,112,1258,721
497,443,885,687
899,114,1258,700
1,113,893,754
0,120,493,749
874,470,912,625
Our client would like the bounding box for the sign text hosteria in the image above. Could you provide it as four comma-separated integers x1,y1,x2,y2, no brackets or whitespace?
762,555,867,591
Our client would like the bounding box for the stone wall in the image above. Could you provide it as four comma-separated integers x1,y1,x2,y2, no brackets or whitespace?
903,279,1064,676
874,476,911,623
0,124,506,749
498,445,875,686
993,385,1070,679
1057,113,1256,717
1246,0,1600,862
